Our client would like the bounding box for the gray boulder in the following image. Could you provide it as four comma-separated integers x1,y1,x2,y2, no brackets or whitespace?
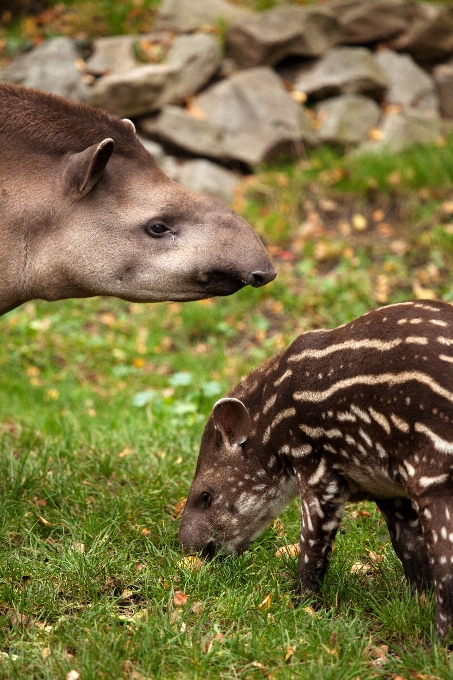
356,109,447,154
196,67,316,166
293,46,388,101
0,37,89,100
226,5,342,69
433,62,453,119
141,105,228,161
389,3,453,62
154,0,250,32
177,159,240,205
85,36,137,75
375,49,438,113
334,0,419,45
142,68,315,167
86,33,222,118
315,94,381,145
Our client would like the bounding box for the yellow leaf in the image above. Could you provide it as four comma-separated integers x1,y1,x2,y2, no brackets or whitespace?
178,556,203,571
41,647,51,659
275,543,300,558
285,644,295,661
258,594,272,611
352,213,367,231
37,515,52,527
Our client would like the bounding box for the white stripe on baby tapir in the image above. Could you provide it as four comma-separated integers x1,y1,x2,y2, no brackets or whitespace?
439,354,453,364
359,429,372,447
299,424,342,439
262,408,296,444
263,393,277,414
414,423,453,454
308,458,326,486
437,336,453,346
419,473,450,488
368,407,391,434
293,371,453,404
337,411,356,422
350,404,372,423
291,444,313,457
429,319,448,326
390,413,410,433
274,369,292,386
376,442,387,458
288,337,404,362
405,336,428,344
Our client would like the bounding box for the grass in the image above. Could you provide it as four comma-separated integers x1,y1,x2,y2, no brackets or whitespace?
2,136,453,678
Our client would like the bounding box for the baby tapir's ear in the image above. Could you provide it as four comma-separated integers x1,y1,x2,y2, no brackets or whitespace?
213,398,251,449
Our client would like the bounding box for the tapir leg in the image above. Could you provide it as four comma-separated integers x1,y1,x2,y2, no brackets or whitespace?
296,486,345,597
377,497,432,591
413,491,453,639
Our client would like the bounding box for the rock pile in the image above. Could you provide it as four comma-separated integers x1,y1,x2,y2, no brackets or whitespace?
2,0,453,203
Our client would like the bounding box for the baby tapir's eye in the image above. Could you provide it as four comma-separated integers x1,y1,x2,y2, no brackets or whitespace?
145,221,173,238
201,492,212,509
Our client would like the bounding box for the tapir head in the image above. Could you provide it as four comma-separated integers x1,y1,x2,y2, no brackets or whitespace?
0,84,275,312
179,398,297,557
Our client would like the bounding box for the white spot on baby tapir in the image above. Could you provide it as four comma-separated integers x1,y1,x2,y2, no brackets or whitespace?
414,423,453,454
390,413,410,432
397,319,407,325
437,336,453,346
403,460,415,477
419,473,449,488
358,429,372,447
292,444,313,458
405,336,428,344
303,501,314,531
323,443,337,454
368,407,391,434
429,319,448,326
424,508,432,520
270,408,296,430
299,424,342,439
274,369,292,387
308,458,326,487
311,496,324,518
263,393,277,414
439,354,453,364
345,434,356,446
441,527,448,539
337,411,356,422
350,404,372,423
447,508,451,521
409,318,423,324
253,413,260,422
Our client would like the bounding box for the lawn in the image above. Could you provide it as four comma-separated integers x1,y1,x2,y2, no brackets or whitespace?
2,136,453,679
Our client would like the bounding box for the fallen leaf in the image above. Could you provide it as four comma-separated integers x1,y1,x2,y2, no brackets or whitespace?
118,445,134,458
66,672,80,680
135,562,145,572
41,647,51,659
273,518,284,536
172,498,187,518
251,661,266,669
275,543,300,558
173,591,188,607
412,281,436,301
177,556,203,571
352,213,367,231
120,589,133,600
191,601,203,614
367,551,383,563
121,660,133,674
285,644,296,662
141,528,150,536
258,594,272,611
303,606,317,617
37,515,52,526
322,644,338,657
350,562,373,575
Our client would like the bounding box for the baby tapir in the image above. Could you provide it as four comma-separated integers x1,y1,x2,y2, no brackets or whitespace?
180,300,453,638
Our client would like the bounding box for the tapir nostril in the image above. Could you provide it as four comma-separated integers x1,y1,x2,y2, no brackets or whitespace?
250,268,276,288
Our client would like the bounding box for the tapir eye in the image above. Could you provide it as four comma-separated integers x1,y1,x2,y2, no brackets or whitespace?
145,221,172,238
201,492,212,509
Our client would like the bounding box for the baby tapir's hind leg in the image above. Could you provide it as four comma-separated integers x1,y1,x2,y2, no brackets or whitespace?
377,498,432,591
413,490,453,639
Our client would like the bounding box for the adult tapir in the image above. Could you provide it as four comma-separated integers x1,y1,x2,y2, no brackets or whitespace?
0,83,275,316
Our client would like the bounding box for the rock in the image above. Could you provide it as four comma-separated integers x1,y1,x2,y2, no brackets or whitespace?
334,0,418,45
177,159,240,204
389,3,453,63
0,37,89,100
85,36,137,75
293,46,388,101
141,105,228,161
375,49,438,113
433,62,453,119
315,94,381,145
154,0,250,33
226,5,342,69
196,67,316,166
356,109,447,154
86,33,222,118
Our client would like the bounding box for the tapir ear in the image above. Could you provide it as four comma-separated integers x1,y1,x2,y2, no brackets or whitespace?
63,138,115,197
213,398,251,449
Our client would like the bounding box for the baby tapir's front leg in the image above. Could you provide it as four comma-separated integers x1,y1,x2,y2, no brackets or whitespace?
296,468,347,597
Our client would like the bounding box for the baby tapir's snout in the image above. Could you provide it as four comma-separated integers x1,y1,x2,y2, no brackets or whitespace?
180,301,453,639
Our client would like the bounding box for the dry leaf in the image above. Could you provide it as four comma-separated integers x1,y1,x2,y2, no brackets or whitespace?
322,644,338,657
173,591,188,607
141,528,150,536
122,660,133,674
258,594,272,611
191,601,203,614
118,446,134,458
251,661,266,669
177,556,203,571
275,543,300,558
66,672,80,680
172,498,187,518
273,518,284,536
41,647,51,659
120,589,133,600
442,200,453,214
135,562,145,572
37,515,52,526
367,551,383,563
412,281,436,301
352,213,367,231
285,644,296,661
350,562,372,575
